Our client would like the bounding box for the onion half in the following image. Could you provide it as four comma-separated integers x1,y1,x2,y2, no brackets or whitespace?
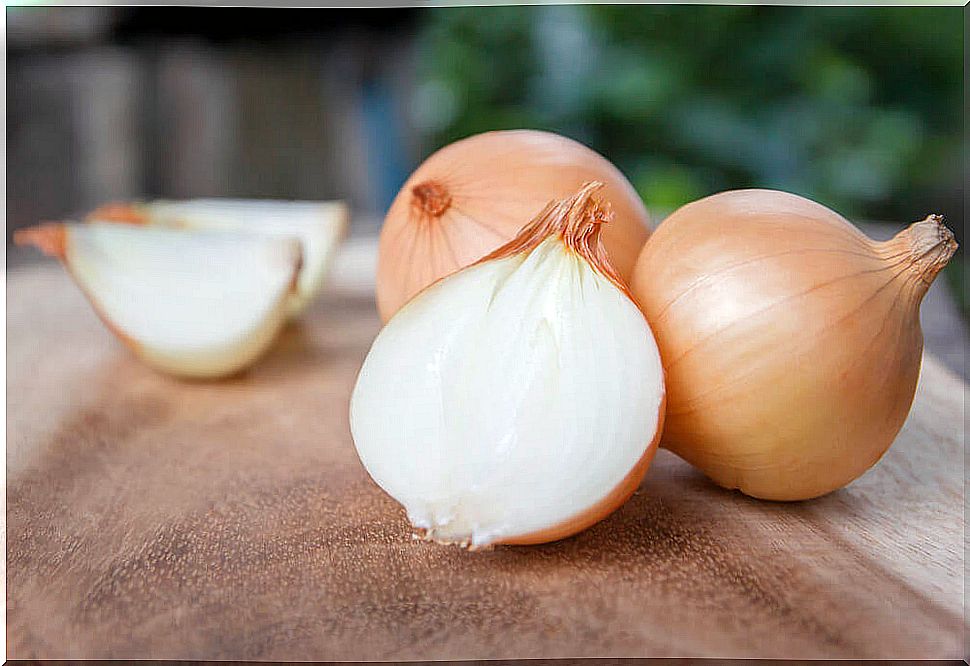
631,189,957,501
15,222,302,379
352,182,665,547
376,129,651,322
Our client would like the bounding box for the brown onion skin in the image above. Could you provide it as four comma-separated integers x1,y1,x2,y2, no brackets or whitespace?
376,129,651,322
631,189,956,501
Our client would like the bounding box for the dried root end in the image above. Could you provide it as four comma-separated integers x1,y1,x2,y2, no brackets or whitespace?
410,525,496,551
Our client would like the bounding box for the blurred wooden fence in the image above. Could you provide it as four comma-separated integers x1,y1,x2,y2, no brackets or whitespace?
7,8,420,241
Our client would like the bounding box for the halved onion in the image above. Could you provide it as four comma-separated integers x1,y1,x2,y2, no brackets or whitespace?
15,222,302,379
351,182,665,547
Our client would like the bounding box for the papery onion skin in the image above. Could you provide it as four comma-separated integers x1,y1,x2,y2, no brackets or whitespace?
376,129,652,322
631,189,957,501
353,182,666,547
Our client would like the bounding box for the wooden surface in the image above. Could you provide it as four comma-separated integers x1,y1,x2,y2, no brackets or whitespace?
7,261,967,660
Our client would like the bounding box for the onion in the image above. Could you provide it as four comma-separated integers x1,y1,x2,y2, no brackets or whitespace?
87,198,348,318
375,129,651,322
352,182,665,547
15,222,302,379
631,189,957,501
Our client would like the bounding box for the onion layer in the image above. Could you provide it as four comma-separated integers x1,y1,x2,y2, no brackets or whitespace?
631,189,956,501
376,129,651,322
352,182,665,547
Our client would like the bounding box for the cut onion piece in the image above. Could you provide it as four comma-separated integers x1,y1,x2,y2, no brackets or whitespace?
350,182,665,547
89,198,348,316
15,222,302,379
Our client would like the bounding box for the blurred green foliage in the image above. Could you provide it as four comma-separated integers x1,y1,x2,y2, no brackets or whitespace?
413,6,963,225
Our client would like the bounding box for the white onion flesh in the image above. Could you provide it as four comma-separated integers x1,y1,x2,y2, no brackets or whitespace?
92,198,348,316
66,223,301,378
351,235,664,547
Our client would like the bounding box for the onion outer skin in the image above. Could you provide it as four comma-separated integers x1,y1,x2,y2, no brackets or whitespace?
631,189,957,501
376,129,651,322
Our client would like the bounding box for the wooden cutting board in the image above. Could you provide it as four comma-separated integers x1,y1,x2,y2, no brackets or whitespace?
6,261,966,660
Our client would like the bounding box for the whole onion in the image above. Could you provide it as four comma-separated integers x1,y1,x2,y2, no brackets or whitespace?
376,129,651,321
631,189,957,501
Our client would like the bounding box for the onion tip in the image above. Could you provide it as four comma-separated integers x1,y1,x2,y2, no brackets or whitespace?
87,202,149,225
903,214,958,286
14,222,68,258
411,180,452,218
476,180,628,296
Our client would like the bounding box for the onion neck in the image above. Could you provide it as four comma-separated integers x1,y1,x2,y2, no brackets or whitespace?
87,202,149,225
14,223,68,258
884,214,958,292
475,180,628,294
411,180,452,218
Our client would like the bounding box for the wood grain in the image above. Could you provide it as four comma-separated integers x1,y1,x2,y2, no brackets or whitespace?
6,262,966,660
